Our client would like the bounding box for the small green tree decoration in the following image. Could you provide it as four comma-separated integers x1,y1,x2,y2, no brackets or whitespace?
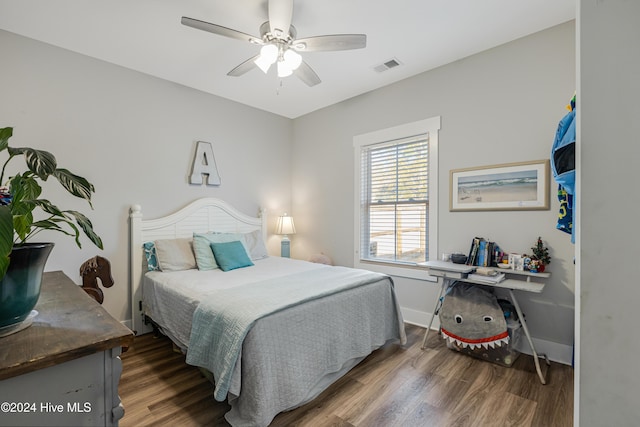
530,236,550,265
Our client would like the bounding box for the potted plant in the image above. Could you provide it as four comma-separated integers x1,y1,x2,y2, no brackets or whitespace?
529,236,551,272
0,127,103,330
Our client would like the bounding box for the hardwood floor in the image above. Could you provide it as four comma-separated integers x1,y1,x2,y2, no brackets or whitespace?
119,324,573,426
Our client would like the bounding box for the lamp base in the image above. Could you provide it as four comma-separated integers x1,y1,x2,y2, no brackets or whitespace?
280,239,291,258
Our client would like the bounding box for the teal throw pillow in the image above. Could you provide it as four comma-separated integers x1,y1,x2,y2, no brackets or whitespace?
193,232,247,270
143,241,160,271
210,241,254,272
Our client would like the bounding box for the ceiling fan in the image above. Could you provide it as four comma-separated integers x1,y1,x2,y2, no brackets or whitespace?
181,0,366,87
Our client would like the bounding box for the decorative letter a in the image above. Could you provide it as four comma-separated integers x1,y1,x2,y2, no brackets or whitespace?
190,141,221,186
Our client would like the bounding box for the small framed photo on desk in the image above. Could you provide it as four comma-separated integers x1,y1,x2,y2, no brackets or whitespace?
509,253,524,271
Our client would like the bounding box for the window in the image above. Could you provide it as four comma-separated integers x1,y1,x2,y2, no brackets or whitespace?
362,136,428,263
354,117,440,279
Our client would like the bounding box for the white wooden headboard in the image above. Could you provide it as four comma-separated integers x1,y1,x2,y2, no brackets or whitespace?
129,198,267,335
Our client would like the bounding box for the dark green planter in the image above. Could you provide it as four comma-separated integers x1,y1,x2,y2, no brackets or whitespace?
0,243,54,328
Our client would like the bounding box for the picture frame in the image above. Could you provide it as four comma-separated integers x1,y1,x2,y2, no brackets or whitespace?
449,160,550,211
509,253,524,271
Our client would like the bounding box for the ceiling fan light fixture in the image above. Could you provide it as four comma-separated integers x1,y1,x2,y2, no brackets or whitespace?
277,60,294,77
182,0,367,86
283,49,302,70
254,44,279,73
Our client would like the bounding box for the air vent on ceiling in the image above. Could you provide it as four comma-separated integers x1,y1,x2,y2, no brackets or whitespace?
373,58,402,73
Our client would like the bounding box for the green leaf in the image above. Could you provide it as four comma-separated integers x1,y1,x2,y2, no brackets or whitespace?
0,205,13,279
8,147,57,180
9,174,42,211
8,175,39,240
9,174,38,242
42,216,82,247
32,199,65,217
13,211,34,242
52,169,95,206
31,219,67,232
0,127,12,152
66,210,103,249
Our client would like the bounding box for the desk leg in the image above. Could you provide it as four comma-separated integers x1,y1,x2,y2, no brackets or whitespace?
421,279,448,350
508,289,550,385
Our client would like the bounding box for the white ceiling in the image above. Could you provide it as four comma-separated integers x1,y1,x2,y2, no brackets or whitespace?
0,0,575,119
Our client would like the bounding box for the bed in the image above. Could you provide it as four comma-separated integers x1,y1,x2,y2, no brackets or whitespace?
129,198,406,426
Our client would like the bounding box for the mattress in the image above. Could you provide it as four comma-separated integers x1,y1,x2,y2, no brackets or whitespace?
142,256,324,349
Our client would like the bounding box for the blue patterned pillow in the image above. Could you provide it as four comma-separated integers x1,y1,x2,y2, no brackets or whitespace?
210,241,254,272
143,241,160,271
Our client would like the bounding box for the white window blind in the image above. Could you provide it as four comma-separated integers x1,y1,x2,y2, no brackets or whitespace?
359,134,429,265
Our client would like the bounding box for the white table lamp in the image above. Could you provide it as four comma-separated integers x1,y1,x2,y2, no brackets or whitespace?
275,213,296,258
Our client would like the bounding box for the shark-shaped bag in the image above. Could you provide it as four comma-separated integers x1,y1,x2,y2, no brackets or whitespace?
439,282,509,350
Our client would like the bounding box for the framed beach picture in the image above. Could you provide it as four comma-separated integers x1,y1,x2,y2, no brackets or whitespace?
449,160,550,211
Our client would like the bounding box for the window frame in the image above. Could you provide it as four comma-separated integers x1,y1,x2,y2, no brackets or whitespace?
353,117,440,281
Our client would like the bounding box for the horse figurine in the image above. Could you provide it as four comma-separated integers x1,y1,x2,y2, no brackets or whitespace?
79,256,114,304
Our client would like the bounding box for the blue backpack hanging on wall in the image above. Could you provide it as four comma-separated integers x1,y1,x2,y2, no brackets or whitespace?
551,96,576,242
552,109,575,194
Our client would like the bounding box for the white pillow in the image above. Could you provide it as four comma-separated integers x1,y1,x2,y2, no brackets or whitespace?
154,238,196,271
243,229,268,260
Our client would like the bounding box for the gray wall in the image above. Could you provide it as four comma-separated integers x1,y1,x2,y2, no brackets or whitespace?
0,30,293,322
292,21,576,362
2,16,584,412
578,0,640,424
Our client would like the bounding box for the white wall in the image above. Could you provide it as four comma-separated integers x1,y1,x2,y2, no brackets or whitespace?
292,22,576,363
0,30,293,324
578,0,640,424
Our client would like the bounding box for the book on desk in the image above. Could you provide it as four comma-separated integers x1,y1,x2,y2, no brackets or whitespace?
466,237,503,267
467,272,506,284
424,261,506,284
421,260,475,279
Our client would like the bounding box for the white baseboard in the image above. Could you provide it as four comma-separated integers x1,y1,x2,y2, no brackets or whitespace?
520,337,574,366
400,306,573,366
402,306,440,331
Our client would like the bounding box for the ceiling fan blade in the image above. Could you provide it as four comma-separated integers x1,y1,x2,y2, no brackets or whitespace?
292,34,366,52
181,17,262,44
268,0,293,38
294,61,321,87
227,55,260,77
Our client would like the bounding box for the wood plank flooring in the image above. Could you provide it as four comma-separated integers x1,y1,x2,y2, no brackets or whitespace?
119,324,573,426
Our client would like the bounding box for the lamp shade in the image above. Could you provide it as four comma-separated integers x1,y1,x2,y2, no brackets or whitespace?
275,214,296,235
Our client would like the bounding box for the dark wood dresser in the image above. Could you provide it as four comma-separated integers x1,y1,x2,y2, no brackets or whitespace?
0,271,134,426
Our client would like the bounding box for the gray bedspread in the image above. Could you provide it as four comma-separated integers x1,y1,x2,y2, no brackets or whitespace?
186,266,392,401
186,265,406,426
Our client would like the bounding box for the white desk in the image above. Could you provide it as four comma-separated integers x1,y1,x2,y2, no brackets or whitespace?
420,260,551,384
